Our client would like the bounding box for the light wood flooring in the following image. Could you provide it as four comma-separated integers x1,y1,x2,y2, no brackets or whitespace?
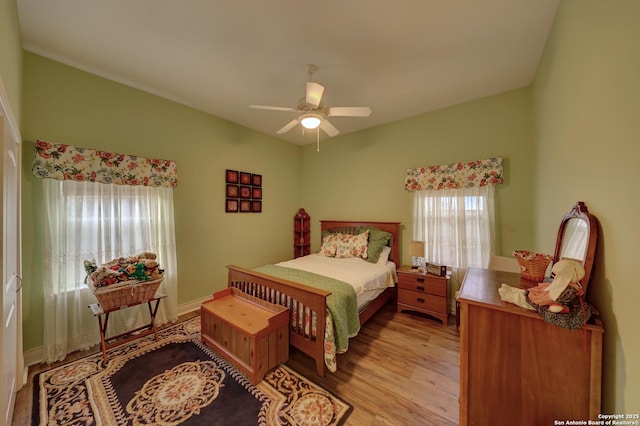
14,303,460,425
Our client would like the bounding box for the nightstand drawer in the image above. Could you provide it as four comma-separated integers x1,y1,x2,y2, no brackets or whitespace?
397,289,446,313
397,275,446,297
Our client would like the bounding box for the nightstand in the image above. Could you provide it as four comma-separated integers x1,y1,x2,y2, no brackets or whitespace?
396,265,449,325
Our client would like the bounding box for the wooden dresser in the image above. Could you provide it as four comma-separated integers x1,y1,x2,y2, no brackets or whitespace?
457,267,603,426
397,266,448,325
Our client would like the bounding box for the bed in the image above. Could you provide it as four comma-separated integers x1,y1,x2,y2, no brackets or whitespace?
226,220,400,376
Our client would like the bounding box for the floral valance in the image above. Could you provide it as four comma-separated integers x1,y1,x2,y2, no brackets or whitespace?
32,140,178,188
404,157,503,191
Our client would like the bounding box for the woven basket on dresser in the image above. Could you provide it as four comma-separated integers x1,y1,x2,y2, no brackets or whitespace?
512,250,553,282
93,277,163,311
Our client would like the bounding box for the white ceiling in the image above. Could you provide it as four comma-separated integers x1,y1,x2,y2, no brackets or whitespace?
17,0,559,146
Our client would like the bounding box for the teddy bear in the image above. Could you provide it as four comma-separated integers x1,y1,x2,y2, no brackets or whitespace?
83,259,97,284
89,267,123,288
143,258,163,279
137,252,157,260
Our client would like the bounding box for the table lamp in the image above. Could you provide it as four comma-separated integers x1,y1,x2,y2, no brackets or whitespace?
409,241,425,271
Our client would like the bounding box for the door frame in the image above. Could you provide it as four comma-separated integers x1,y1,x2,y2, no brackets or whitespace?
0,76,25,426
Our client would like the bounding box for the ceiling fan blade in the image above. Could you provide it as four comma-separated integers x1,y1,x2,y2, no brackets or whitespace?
327,106,371,117
276,119,299,134
320,120,340,137
250,104,295,112
306,82,324,107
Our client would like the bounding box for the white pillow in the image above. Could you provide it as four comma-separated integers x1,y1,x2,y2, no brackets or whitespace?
377,246,392,264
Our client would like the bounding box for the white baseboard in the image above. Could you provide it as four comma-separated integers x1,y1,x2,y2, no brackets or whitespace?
23,295,212,367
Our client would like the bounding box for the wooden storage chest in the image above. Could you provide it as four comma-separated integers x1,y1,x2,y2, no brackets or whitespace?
201,287,289,384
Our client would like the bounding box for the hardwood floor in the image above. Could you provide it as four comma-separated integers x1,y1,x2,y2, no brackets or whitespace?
14,304,460,425
288,303,461,425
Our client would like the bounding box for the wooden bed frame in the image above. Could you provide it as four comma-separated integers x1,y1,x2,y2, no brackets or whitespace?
227,220,401,376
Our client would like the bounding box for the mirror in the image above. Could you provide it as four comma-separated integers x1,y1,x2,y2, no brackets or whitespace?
559,218,589,261
553,202,598,295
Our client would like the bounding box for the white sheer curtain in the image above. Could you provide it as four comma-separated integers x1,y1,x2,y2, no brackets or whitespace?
413,185,496,289
42,179,178,363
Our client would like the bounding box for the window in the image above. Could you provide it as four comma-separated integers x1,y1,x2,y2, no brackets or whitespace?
413,186,495,272
42,179,177,363
62,185,155,291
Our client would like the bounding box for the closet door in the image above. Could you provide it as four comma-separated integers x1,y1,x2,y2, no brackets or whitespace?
1,90,22,426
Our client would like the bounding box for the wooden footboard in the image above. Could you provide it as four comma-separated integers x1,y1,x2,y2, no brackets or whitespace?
226,219,401,377
227,265,331,377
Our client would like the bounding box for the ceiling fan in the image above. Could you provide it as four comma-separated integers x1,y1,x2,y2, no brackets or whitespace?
250,64,372,139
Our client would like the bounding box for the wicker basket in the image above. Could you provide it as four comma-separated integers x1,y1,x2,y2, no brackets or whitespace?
93,278,163,311
512,250,553,282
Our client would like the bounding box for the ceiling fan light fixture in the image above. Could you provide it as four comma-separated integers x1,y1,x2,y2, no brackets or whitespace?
300,114,322,129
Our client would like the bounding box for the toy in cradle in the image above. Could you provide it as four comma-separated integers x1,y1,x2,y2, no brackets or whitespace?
144,259,163,279
83,259,97,284
129,263,150,281
86,252,162,288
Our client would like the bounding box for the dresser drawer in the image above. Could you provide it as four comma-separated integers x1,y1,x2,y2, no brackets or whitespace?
397,274,446,297
398,289,446,313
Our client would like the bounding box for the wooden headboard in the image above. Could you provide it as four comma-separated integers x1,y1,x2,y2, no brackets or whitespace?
319,220,401,267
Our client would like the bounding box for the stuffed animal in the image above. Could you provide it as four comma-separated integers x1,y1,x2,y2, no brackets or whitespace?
144,259,162,279
90,267,122,288
498,259,591,330
137,252,157,260
130,262,150,281
527,259,591,330
86,252,162,288
527,259,585,313
83,259,97,284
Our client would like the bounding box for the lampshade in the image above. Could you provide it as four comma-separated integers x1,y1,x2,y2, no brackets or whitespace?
300,114,322,129
409,240,425,257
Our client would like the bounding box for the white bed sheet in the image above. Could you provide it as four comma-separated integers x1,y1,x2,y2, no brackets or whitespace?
276,254,397,309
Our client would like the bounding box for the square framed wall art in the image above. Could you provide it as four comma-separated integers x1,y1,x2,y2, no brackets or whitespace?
225,169,263,213
225,199,239,213
239,199,251,212
226,169,239,184
226,184,239,198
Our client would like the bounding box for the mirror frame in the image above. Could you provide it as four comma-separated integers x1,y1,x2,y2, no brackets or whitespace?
553,201,598,294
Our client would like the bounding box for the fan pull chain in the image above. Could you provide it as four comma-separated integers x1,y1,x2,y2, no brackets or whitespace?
317,128,320,151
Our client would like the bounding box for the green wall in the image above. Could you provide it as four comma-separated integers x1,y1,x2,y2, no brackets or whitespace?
299,88,535,263
19,51,536,355
13,0,638,415
0,0,22,123
533,0,640,413
20,52,302,352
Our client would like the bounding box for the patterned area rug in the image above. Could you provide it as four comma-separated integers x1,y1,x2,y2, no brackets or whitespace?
33,317,352,425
